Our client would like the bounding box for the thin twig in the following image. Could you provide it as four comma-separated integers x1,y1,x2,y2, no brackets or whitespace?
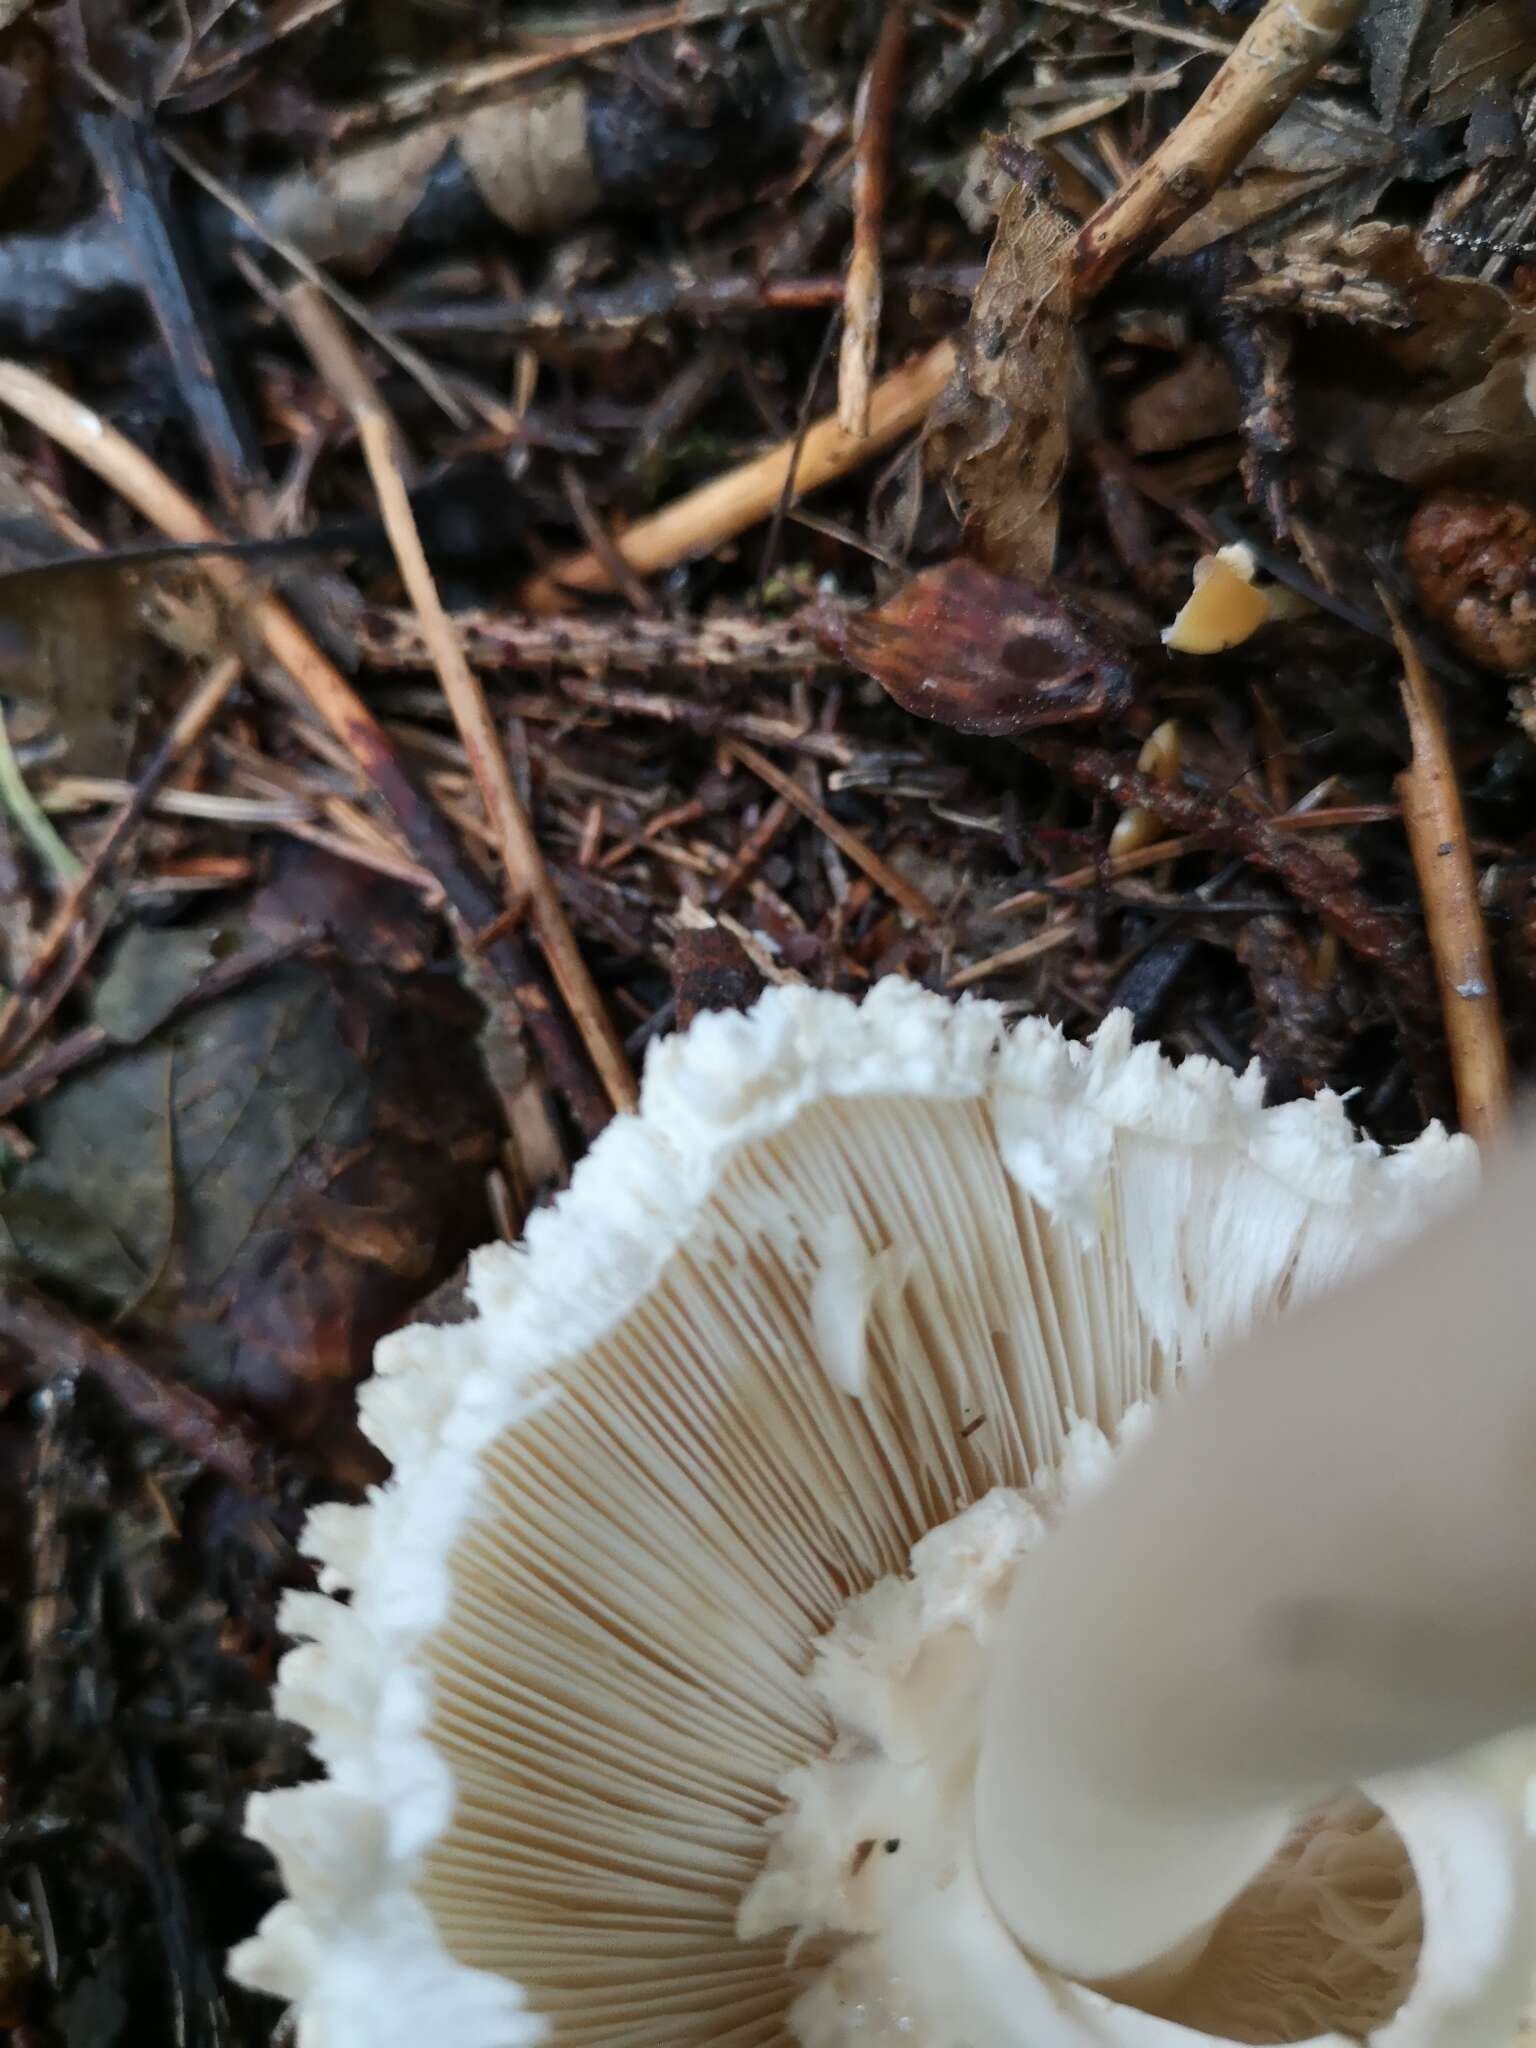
712,795,794,903
0,1282,272,1493
174,0,348,92
285,285,637,1116
84,113,266,521
1381,592,1510,1144
560,461,659,616
0,656,243,1063
757,308,842,597
839,3,908,438
375,265,982,340
977,806,1401,925
520,339,956,609
0,932,314,1118
726,739,939,924
950,919,1078,989
343,1,771,134
0,357,611,1136
1070,0,1369,304
1025,737,1438,1025
1036,0,1235,55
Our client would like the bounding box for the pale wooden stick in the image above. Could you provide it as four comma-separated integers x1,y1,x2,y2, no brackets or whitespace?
1071,0,1369,303
949,919,1076,990
726,739,939,925
520,338,956,610
1383,591,1510,1145
285,284,638,1117
838,2,909,438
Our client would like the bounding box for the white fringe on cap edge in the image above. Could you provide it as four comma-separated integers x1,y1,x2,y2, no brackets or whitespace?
230,981,1475,2048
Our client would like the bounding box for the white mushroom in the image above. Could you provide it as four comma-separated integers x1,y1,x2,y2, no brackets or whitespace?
230,981,1536,2048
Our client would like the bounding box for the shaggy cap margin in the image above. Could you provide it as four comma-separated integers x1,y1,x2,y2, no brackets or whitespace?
230,982,1474,2048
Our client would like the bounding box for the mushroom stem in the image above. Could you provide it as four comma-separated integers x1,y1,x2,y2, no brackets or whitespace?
976,1126,1536,1988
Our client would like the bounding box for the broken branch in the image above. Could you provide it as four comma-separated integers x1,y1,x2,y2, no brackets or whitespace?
1070,0,1370,305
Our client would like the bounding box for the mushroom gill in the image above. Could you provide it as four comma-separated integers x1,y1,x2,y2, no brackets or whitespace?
232,981,1517,2048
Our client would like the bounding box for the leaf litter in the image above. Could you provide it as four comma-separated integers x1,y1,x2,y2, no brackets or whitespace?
0,0,1533,2041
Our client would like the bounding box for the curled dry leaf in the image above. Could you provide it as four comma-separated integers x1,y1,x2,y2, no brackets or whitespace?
808,558,1141,737
1258,222,1510,377
927,152,1076,584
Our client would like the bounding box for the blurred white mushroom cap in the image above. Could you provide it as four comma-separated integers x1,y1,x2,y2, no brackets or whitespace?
230,980,1521,2048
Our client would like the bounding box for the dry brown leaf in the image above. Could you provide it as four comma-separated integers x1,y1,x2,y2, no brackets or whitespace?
1124,345,1241,455
1377,333,1536,491
808,558,1141,737
1159,169,1370,261
928,150,1076,584
1252,221,1510,369
0,470,147,777
0,850,500,1485
1421,0,1536,124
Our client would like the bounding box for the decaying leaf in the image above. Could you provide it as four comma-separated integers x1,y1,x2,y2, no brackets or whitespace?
1156,102,1407,265
809,558,1142,737
1247,97,1402,176
0,462,148,775
928,147,1076,584
1124,345,1241,455
93,924,222,1044
1257,224,1536,490
1420,0,1536,125
1158,170,1361,261
1362,0,1454,127
1250,221,1510,372
0,860,499,1482
1377,337,1536,491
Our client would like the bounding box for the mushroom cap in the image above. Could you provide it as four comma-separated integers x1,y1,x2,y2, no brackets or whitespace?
231,982,1479,2048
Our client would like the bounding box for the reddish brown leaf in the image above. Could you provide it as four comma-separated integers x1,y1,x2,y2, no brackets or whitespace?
809,558,1142,738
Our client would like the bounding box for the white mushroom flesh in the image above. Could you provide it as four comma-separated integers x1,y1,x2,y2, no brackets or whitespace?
231,983,1515,2048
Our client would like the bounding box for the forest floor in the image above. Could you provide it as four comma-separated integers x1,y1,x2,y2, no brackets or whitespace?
0,1,1531,2041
